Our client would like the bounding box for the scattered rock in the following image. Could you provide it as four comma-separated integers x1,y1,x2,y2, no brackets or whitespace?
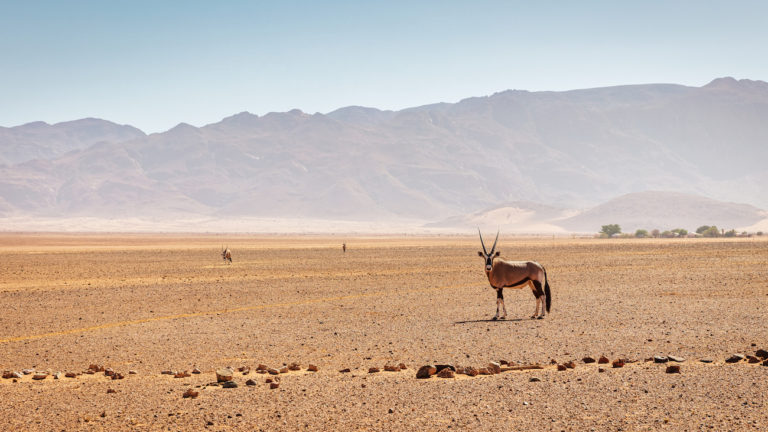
666,365,681,374
191,368,201,374
465,367,479,377
104,368,114,377
700,358,714,363
245,379,256,386
160,370,173,375
112,373,124,380
582,356,595,364
339,368,351,373
399,363,407,370
368,367,380,374
307,364,318,372
437,368,454,378
269,382,279,389
85,370,95,375
487,362,502,374
288,363,301,371
256,364,268,371
653,356,669,363
725,354,745,363
183,388,199,398
598,367,605,373
106,388,116,394
747,355,760,364
129,370,137,375
2,371,16,379
529,377,541,382
88,365,104,372
174,371,191,378
279,367,289,374
22,369,34,375
32,373,48,380
435,364,455,372
762,360,768,367
478,368,491,375
221,381,238,389
612,359,625,368
668,355,685,362
65,372,77,378
755,349,768,359
564,361,576,369
557,364,567,371
216,368,234,382
384,364,399,372
53,372,62,380
416,365,436,379
455,367,465,375
598,356,609,364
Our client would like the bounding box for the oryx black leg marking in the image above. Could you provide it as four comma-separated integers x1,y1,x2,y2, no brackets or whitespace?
532,280,545,319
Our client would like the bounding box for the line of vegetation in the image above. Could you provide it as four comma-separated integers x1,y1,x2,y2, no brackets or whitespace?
598,224,762,238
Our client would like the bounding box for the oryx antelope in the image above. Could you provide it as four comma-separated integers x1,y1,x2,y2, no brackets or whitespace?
221,246,232,263
478,229,551,320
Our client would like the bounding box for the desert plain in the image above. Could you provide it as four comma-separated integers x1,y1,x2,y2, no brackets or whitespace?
0,233,766,431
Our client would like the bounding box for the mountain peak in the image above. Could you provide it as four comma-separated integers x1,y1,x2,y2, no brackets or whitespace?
704,77,768,91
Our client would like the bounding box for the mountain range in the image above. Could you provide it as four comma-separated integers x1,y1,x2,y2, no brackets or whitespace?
1,77,767,232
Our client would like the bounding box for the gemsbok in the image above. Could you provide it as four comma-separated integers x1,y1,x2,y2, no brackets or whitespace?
221,246,232,264
477,229,551,320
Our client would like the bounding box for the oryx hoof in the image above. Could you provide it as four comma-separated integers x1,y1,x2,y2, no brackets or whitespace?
536,315,544,320
530,315,536,319
491,316,498,321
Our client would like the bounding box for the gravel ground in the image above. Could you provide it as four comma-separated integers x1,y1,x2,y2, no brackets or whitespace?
0,234,766,431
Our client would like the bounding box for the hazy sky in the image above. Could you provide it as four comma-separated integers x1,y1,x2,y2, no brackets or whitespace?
2,0,767,133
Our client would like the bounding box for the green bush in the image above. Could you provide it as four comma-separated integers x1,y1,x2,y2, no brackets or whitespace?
635,229,649,238
600,224,621,237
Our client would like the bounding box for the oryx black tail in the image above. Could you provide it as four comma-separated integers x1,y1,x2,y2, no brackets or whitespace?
544,267,551,312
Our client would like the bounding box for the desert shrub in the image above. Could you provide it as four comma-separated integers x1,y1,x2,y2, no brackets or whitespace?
661,230,675,238
702,226,720,237
696,225,711,234
600,224,621,237
723,229,737,237
635,229,649,238
672,228,688,236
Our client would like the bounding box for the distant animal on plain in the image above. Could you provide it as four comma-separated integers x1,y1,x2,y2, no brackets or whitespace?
221,246,232,263
342,243,346,253
477,229,551,320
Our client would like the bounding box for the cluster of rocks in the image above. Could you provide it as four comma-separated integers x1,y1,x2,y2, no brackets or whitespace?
1,363,128,382
416,360,543,379
368,363,407,374
176,363,318,398
724,349,768,365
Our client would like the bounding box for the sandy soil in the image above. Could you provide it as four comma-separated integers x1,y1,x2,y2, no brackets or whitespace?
0,233,766,431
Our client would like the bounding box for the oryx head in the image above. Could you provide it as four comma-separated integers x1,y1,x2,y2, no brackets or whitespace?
477,229,500,272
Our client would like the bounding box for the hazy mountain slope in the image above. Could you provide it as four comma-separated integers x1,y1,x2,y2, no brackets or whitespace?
0,118,146,166
1,78,767,223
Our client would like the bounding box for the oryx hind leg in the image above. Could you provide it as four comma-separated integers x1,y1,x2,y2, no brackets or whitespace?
532,280,546,319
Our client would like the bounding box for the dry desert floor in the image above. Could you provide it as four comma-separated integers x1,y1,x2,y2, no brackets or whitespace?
1,233,767,431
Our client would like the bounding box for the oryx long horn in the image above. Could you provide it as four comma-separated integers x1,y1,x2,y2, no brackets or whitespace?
478,228,488,255
489,230,499,255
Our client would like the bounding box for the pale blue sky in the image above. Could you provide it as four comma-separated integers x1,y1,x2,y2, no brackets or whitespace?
2,0,766,133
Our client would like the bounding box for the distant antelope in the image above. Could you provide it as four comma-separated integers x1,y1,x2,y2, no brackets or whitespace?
221,246,232,264
477,229,551,320
342,243,346,253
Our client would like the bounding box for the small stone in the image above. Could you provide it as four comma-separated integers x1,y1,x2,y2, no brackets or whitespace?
268,368,280,375
22,369,34,375
128,370,137,375
598,356,609,364
435,364,455,372
65,372,77,378
399,363,407,370
53,372,62,380
32,373,48,380
339,368,351,373
557,364,567,371
106,388,116,394
598,367,605,373
582,356,595,364
269,382,279,389
2,371,15,379
455,367,465,374
85,370,95,375
183,388,199,398
245,379,256,386
487,362,501,374
668,355,685,362
256,364,268,371
307,364,318,372
499,360,509,365
216,368,234,382
191,368,201,374
288,363,301,371
437,368,455,378
174,371,191,378
104,368,114,377
416,365,437,379
747,355,760,364
465,367,479,377
564,361,576,369
88,364,104,372
237,366,248,372
653,356,669,363
388,408,394,414
725,354,745,363
112,373,124,380
666,365,681,374
368,367,380,373
478,368,491,375
762,359,768,366
160,370,173,375
221,381,238,389
384,364,399,372
700,358,714,363
755,349,768,359
612,359,625,368
529,377,541,382
279,367,289,374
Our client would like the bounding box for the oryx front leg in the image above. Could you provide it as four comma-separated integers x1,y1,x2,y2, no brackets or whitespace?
493,288,506,320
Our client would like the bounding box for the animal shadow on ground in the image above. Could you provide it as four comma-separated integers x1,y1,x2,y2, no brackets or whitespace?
453,318,525,324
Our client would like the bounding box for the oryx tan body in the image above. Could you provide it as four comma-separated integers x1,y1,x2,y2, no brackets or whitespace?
478,230,551,319
221,246,232,263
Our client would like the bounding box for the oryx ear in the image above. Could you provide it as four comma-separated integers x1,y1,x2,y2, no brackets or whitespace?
494,251,500,257
478,251,484,257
